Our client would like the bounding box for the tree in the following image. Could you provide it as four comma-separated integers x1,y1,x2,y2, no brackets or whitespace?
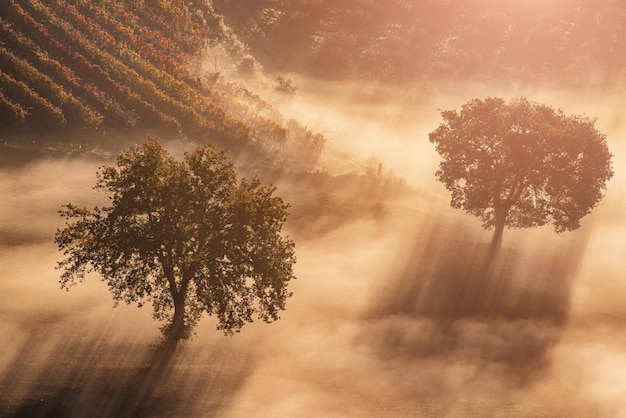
429,97,613,253
55,139,296,348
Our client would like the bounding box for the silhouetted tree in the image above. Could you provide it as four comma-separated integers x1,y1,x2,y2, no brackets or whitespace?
429,97,613,253
55,139,296,348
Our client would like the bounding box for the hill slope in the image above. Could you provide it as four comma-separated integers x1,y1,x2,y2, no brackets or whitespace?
0,0,324,169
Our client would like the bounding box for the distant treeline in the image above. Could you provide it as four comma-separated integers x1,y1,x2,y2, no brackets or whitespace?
213,0,626,86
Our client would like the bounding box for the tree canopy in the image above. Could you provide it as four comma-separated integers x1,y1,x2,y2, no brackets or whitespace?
55,139,296,344
429,96,613,250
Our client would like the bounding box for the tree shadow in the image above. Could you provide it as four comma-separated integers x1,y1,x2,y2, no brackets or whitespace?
104,337,181,417
6,394,71,418
1,327,253,418
364,215,588,382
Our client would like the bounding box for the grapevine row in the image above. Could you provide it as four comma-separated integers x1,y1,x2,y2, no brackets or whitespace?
0,45,102,127
0,91,27,125
0,12,137,128
0,69,65,128
8,0,177,131
18,0,238,136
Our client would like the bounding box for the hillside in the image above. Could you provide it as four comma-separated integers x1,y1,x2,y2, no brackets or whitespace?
0,0,325,169
5,0,623,175
4,0,623,161
213,0,626,86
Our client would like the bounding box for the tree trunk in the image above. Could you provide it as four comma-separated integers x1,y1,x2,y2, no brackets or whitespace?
487,206,508,267
491,218,505,252
168,295,187,345
122,296,187,416
151,295,186,378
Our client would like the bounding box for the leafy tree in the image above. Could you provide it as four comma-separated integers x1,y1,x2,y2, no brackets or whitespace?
429,97,613,252
55,139,296,348
274,75,298,96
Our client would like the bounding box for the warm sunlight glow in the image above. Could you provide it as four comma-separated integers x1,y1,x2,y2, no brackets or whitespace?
1,0,625,416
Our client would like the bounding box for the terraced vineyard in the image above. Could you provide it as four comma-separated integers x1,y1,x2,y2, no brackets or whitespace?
0,0,324,164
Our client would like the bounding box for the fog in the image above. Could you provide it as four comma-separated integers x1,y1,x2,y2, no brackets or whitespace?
1,80,626,417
